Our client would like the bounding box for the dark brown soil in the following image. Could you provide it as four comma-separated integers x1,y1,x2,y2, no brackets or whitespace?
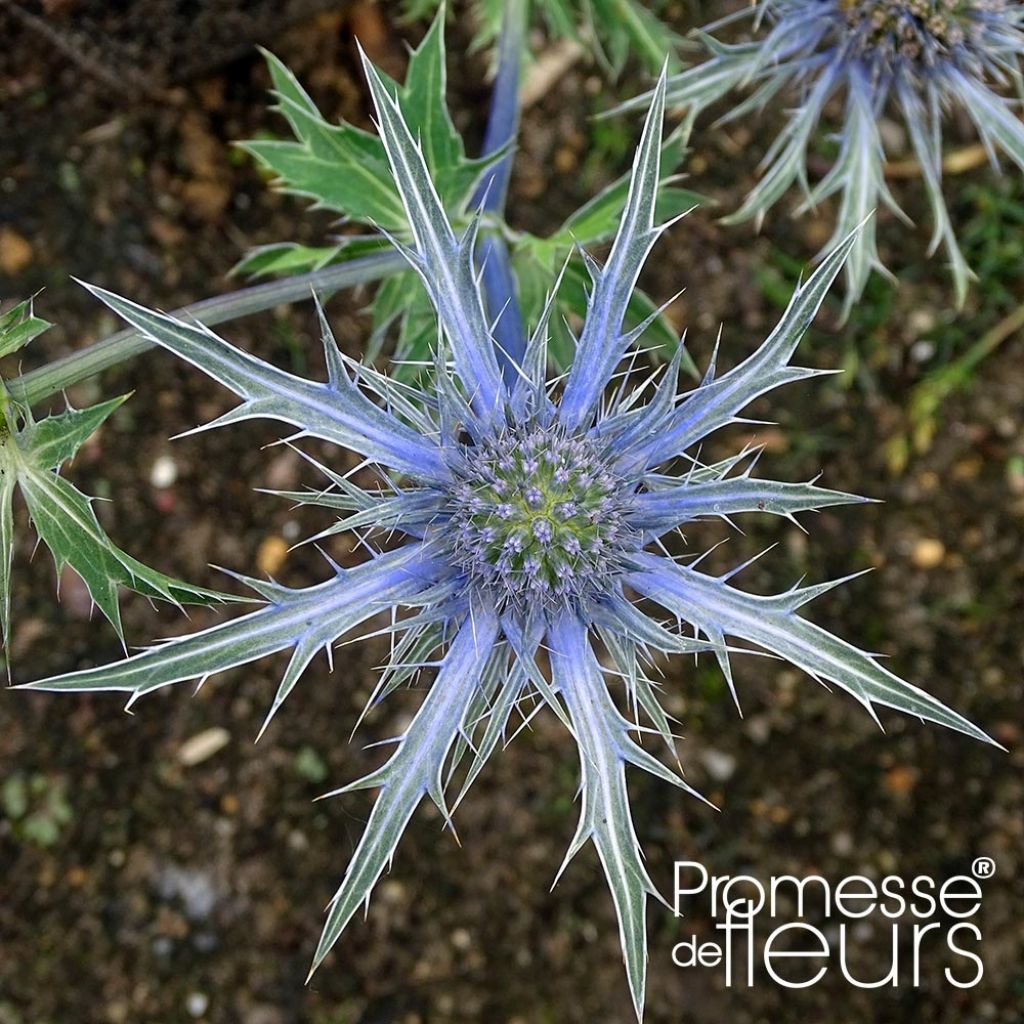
1,3,1021,1024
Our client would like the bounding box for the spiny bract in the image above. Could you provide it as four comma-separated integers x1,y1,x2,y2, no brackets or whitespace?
623,0,1024,311
22,54,994,1021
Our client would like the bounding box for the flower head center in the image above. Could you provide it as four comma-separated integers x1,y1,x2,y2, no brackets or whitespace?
446,425,635,612
839,0,1001,63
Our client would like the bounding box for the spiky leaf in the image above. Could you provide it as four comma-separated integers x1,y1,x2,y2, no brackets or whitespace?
549,614,708,1020
21,546,442,718
560,67,669,428
0,392,231,650
310,607,499,975
80,282,449,480
629,553,996,745
0,299,51,358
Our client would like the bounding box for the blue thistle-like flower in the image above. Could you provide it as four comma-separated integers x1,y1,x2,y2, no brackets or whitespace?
622,0,1024,310
22,54,995,1020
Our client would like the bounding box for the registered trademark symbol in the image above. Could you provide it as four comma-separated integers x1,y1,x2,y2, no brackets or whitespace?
972,857,996,879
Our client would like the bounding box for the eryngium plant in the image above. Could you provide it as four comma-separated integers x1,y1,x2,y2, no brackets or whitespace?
23,59,993,1019
622,0,1024,310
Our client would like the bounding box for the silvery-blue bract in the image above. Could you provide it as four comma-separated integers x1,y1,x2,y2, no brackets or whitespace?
23,54,993,1020
626,0,1024,310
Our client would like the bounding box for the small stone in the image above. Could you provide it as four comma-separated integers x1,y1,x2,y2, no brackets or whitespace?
553,146,578,174
910,538,945,570
185,992,208,1018
245,1009,287,1024
831,830,854,857
0,227,33,275
994,415,1016,439
907,309,937,337
265,448,300,490
294,746,328,783
745,715,772,744
182,180,230,221
256,535,289,576
877,849,897,873
379,880,406,905
154,863,219,919
803,216,832,250
992,720,1019,746
909,339,935,363
699,748,737,782
951,457,982,482
105,999,130,1024
149,454,178,489
177,727,230,766
883,764,918,797
148,215,187,248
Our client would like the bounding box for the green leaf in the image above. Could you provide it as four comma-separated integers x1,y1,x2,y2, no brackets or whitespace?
398,13,463,176
400,0,681,76
538,0,577,42
0,390,235,654
240,135,406,228
562,184,704,251
0,299,51,359
232,237,392,280
368,271,438,369
20,395,128,471
242,15,497,233
17,460,227,635
239,16,504,370
233,242,349,279
586,0,683,77
239,52,405,226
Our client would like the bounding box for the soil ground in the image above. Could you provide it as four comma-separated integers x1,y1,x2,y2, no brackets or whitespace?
1,2,1021,1023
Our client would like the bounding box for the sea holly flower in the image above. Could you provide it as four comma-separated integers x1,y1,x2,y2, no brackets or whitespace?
21,55,994,1021
619,0,1024,312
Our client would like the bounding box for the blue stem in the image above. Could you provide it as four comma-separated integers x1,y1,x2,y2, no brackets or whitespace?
473,0,527,382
